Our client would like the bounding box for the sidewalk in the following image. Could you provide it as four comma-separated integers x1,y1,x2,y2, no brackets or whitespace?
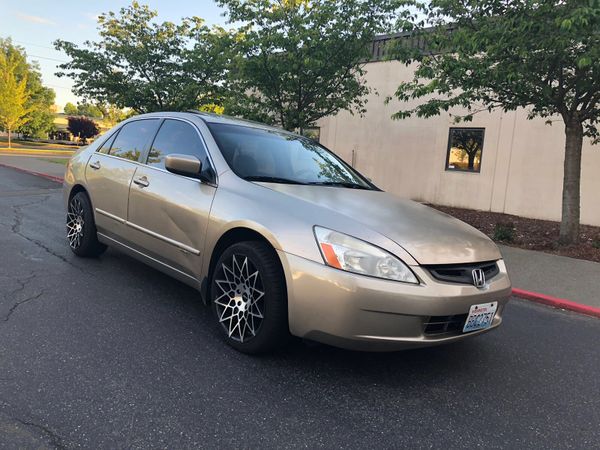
0,155,66,182
500,244,600,310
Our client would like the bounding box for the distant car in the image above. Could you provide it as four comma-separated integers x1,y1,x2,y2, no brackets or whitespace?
63,111,511,353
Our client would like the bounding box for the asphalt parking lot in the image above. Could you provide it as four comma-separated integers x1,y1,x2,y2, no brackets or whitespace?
0,166,599,449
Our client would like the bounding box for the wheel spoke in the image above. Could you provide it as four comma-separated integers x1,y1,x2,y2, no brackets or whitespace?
66,198,87,249
214,253,265,343
215,279,233,296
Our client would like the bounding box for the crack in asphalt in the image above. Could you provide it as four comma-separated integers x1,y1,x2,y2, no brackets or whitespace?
2,290,45,323
12,417,66,449
9,197,87,273
0,397,67,449
1,273,36,301
1,273,47,324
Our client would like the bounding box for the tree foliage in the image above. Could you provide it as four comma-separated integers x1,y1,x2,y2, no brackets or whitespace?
54,1,232,113
76,102,104,118
0,52,31,147
218,0,399,131
64,101,104,118
67,116,100,144
97,103,132,127
0,39,56,140
64,102,78,115
390,0,600,244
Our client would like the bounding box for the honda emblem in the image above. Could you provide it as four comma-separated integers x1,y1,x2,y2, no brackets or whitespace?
472,269,486,288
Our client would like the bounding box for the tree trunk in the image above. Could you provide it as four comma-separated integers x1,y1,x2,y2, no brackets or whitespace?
468,152,476,170
558,119,584,245
7,127,11,149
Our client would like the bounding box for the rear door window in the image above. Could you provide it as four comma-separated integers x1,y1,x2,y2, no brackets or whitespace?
97,131,118,154
109,120,160,162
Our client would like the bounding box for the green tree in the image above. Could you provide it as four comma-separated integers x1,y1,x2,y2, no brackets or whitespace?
19,86,55,139
390,0,600,245
0,39,56,140
54,1,231,113
63,102,78,115
67,116,99,144
218,0,398,131
97,103,132,127
0,52,30,147
76,102,104,118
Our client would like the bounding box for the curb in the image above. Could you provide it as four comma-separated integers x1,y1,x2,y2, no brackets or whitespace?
512,288,600,319
0,163,64,184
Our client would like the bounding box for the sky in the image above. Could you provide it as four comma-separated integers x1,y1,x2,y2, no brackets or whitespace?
0,0,228,109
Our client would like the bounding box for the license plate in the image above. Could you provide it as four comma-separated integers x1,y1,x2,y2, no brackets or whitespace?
463,302,498,333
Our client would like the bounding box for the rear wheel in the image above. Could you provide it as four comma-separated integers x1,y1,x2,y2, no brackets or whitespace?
211,241,289,354
66,192,107,257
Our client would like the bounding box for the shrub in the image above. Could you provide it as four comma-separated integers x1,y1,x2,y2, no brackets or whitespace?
593,239,600,249
493,222,515,242
67,116,99,144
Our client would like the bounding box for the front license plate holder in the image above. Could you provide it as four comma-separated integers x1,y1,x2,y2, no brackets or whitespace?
463,301,498,333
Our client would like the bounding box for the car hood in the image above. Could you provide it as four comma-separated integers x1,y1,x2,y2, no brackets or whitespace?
258,184,501,265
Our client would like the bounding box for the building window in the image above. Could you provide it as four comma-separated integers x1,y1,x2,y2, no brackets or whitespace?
445,128,485,172
301,127,320,142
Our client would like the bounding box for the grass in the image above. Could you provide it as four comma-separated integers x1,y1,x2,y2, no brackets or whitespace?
0,137,79,151
40,158,70,166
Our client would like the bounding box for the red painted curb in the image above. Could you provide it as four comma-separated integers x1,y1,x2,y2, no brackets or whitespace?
512,288,600,319
0,163,64,184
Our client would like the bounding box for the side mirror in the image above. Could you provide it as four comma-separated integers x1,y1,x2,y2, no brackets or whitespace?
165,154,202,179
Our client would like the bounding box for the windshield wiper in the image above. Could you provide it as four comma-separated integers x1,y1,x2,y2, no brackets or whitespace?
244,176,307,185
306,181,371,190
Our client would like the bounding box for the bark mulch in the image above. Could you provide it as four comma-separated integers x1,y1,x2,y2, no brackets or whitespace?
428,204,600,263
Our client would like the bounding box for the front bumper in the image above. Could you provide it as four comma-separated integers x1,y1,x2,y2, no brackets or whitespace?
278,251,512,351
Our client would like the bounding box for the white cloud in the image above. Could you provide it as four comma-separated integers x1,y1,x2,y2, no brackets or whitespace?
16,12,56,26
83,12,100,22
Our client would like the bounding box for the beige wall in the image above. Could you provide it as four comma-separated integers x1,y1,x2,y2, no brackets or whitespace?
318,60,600,226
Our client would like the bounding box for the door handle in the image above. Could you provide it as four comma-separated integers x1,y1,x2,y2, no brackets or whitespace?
89,161,101,170
133,176,149,188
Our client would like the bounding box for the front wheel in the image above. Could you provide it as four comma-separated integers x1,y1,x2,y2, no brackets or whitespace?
66,192,107,257
211,241,289,354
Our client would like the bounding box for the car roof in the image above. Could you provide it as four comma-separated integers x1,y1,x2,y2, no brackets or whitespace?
131,110,292,135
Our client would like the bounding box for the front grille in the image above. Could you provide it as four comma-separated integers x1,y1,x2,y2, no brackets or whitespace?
425,261,499,285
424,314,468,336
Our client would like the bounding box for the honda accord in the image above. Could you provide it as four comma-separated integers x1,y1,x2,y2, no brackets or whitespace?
63,111,511,353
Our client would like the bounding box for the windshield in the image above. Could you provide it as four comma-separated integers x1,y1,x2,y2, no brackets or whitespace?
207,123,376,190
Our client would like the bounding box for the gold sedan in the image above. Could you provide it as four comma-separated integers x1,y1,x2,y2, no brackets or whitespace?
64,112,511,353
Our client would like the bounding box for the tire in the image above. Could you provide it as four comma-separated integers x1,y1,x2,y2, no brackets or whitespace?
66,191,107,257
211,241,290,354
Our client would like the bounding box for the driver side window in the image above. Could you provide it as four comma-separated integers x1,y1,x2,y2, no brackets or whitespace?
147,120,210,172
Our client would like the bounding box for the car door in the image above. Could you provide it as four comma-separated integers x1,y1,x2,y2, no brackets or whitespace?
85,119,161,239
125,118,217,279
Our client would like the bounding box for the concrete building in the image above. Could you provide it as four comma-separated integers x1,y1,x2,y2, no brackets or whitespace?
317,35,600,227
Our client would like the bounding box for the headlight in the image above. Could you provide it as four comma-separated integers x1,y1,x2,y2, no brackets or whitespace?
313,226,419,284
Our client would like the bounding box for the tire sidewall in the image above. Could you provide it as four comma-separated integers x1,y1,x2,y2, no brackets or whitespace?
69,192,104,257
